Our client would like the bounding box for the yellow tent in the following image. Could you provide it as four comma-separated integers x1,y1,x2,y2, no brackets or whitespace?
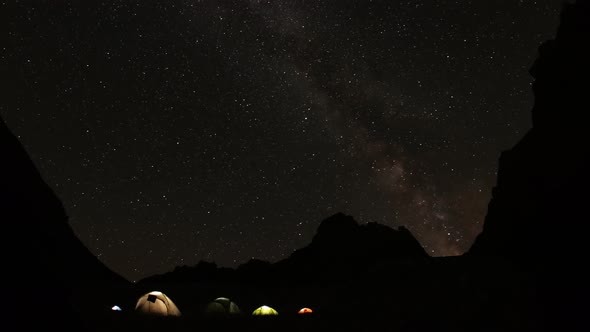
135,291,181,316
252,305,278,315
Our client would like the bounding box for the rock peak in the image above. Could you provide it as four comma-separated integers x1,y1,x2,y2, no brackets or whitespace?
315,213,358,235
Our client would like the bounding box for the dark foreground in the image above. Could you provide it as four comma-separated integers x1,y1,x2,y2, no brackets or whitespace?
80,312,506,332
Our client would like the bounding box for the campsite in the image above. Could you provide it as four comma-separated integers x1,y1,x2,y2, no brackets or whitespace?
3,1,590,331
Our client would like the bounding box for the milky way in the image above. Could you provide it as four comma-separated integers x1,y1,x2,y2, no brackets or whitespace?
2,1,565,281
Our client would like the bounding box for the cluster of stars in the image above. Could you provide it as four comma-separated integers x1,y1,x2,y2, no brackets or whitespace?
1,0,564,281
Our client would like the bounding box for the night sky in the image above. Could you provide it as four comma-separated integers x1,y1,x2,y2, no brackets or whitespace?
2,0,565,281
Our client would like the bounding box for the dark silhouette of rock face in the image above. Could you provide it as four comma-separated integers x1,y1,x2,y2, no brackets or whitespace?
311,213,426,260
141,212,427,285
470,1,590,262
469,1,590,330
0,117,131,329
276,213,428,282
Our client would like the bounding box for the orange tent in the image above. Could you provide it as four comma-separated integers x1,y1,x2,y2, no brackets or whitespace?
298,307,313,314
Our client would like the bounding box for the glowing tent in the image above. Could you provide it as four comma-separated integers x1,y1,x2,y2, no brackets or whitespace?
298,307,313,314
111,305,122,312
252,305,278,316
205,297,241,315
135,291,181,316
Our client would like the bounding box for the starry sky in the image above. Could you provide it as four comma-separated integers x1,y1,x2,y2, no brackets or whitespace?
2,0,566,281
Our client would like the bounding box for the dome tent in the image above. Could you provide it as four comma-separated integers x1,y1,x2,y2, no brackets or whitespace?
298,307,313,314
205,297,241,315
135,291,181,316
252,305,278,316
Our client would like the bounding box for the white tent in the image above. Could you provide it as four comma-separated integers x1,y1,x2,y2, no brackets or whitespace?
135,291,181,316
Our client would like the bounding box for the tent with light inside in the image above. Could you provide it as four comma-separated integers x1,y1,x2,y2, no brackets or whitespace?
205,297,241,315
135,291,181,316
252,305,278,315
298,307,313,314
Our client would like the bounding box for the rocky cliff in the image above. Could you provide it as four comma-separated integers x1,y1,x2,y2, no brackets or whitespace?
469,0,589,267
0,117,132,328
468,2,590,330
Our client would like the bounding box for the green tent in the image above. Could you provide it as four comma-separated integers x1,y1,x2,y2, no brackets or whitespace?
206,297,241,315
252,305,278,316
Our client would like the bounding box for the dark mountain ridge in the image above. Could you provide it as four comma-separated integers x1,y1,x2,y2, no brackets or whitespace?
0,117,133,328
469,0,590,264
468,1,590,330
140,212,428,286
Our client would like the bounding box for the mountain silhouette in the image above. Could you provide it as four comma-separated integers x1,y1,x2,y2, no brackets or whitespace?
469,2,590,331
469,0,590,265
273,212,428,282
140,212,427,285
0,118,132,329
